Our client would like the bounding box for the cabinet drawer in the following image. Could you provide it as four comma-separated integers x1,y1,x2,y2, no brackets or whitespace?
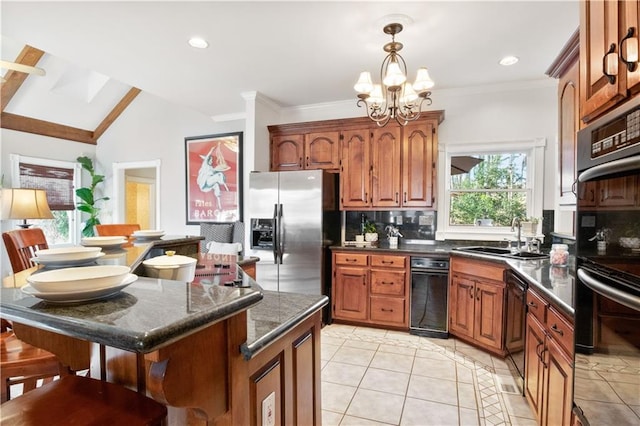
370,255,406,269
335,253,368,266
370,297,406,325
526,289,548,324
546,306,574,356
451,257,505,282
370,270,405,296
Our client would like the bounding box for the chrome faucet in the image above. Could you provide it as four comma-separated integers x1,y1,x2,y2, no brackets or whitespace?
511,217,522,251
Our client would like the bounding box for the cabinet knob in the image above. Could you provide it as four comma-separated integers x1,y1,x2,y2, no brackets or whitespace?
527,301,537,308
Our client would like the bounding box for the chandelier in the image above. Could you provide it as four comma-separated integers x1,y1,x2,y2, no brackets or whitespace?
354,23,434,127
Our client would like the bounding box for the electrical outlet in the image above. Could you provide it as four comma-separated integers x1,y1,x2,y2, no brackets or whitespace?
262,391,276,426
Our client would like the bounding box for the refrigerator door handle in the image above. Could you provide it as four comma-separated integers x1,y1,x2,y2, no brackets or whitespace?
278,203,284,264
272,203,279,264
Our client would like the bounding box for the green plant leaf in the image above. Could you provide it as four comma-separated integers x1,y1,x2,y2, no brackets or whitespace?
76,156,94,173
75,187,94,205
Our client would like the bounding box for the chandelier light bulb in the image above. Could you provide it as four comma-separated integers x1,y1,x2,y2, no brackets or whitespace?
413,67,435,92
368,84,385,106
400,83,418,104
354,71,374,94
383,59,407,88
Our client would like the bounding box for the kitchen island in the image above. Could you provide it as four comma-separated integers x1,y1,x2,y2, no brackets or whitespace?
1,239,326,425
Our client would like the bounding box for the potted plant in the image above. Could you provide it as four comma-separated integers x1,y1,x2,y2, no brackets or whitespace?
76,156,109,237
363,221,378,242
521,217,541,235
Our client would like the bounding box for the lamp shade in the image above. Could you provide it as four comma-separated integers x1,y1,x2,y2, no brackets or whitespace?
1,188,54,221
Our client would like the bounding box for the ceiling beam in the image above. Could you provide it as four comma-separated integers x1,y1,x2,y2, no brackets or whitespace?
93,87,141,140
1,45,45,112
1,112,96,145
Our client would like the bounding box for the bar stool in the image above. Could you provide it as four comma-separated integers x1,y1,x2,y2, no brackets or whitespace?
95,223,141,237
1,375,167,425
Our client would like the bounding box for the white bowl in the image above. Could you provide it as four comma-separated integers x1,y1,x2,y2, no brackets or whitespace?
143,251,196,282
619,237,640,249
35,247,102,261
26,265,131,293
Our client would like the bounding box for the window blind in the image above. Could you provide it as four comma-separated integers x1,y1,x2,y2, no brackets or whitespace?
19,162,75,210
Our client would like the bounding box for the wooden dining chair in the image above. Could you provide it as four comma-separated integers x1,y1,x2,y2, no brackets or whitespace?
2,228,49,273
95,223,141,237
1,374,167,425
1,228,62,402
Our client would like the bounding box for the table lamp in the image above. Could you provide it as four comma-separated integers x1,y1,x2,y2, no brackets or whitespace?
0,188,54,228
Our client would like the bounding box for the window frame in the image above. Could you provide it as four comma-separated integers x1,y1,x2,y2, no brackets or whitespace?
10,154,82,246
436,138,546,241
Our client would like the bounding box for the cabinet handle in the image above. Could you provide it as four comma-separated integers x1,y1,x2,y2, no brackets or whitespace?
381,281,393,285
469,287,474,298
381,308,394,312
404,192,407,203
395,192,399,203
602,43,618,85
306,156,310,168
381,260,394,265
527,301,537,308
589,188,595,202
536,341,544,360
620,27,638,72
571,179,578,197
540,347,548,368
299,157,303,168
346,258,357,263
476,287,480,301
550,324,564,336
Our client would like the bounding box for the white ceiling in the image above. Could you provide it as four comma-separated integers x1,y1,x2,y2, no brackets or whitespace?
1,1,579,125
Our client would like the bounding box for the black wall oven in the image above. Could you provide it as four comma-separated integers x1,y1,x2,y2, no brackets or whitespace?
574,97,640,425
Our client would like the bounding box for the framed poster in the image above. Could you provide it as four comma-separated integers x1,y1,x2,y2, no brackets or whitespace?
185,132,242,224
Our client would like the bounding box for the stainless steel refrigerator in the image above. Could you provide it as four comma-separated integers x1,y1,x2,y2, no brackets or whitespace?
247,170,339,296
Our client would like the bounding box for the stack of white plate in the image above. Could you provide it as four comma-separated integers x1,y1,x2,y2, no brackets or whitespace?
81,236,128,248
33,247,105,267
22,265,136,303
132,229,165,239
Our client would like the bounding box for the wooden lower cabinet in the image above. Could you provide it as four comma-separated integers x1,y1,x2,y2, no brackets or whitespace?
332,251,409,329
449,255,506,355
524,288,574,426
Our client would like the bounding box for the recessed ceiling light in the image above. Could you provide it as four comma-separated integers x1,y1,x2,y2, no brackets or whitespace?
499,56,519,66
188,37,209,49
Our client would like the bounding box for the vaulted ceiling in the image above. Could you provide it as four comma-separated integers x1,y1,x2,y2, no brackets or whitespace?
1,1,579,140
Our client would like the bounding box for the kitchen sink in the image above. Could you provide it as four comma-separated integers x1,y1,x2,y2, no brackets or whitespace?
455,246,548,260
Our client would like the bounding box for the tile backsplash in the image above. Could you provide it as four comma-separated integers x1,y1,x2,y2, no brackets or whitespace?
344,210,437,242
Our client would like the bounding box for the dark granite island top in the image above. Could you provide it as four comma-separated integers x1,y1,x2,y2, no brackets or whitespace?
0,275,263,353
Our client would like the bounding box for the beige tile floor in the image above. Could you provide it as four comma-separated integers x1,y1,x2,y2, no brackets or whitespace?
321,324,536,426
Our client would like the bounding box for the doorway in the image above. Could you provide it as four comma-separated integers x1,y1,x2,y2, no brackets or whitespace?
113,160,161,228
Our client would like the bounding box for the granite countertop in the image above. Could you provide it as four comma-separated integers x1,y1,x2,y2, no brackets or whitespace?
0,275,263,353
332,241,575,317
241,291,328,360
449,250,575,317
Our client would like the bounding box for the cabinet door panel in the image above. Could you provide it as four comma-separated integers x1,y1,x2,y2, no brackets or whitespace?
293,332,315,426
333,266,368,321
543,338,574,426
252,360,282,426
580,0,626,122
271,135,304,171
449,275,475,338
305,131,339,170
525,314,545,422
598,175,637,206
558,61,580,205
371,126,401,207
340,129,371,208
474,281,504,349
402,121,435,207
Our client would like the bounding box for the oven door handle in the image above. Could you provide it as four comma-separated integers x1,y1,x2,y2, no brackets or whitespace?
577,268,640,312
578,156,640,182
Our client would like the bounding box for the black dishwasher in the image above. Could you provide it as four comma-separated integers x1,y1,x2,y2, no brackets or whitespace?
410,257,449,338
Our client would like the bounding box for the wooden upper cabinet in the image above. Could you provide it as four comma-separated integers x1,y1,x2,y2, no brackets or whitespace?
580,0,640,123
371,126,402,207
599,175,638,206
558,62,580,205
340,128,371,208
304,131,340,170
271,134,304,171
402,121,436,208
